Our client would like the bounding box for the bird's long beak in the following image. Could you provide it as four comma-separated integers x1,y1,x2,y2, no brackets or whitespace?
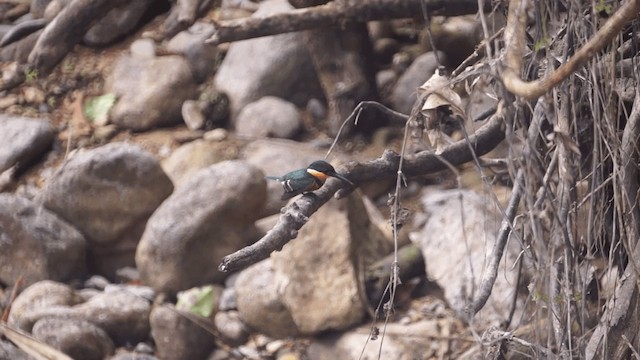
329,172,354,186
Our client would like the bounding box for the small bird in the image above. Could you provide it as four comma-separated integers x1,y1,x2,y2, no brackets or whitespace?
266,160,354,200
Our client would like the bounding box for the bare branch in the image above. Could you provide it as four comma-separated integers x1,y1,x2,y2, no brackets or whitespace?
501,0,640,99
206,0,488,45
219,101,508,273
467,168,524,317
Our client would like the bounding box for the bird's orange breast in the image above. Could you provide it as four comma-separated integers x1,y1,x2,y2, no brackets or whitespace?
307,168,329,182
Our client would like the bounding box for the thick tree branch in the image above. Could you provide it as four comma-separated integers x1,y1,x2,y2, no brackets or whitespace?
501,0,640,99
219,101,508,273
206,0,488,45
294,0,378,136
28,0,127,74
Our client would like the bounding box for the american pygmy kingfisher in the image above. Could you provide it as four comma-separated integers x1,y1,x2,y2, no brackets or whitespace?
266,160,354,200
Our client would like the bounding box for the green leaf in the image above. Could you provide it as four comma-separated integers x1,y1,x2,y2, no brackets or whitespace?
83,93,116,123
533,38,548,52
176,285,216,318
595,0,613,14
24,68,39,82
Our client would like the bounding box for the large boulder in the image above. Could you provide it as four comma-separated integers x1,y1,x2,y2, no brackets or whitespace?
136,160,266,294
166,22,218,82
9,282,152,345
32,318,115,360
235,259,299,338
150,304,215,360
213,0,322,118
235,192,391,337
161,138,236,187
271,192,392,334
0,195,86,286
106,53,198,131
235,96,302,139
38,142,173,278
410,189,524,327
390,51,446,115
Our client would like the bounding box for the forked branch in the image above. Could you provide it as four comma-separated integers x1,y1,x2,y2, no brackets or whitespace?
219,101,508,273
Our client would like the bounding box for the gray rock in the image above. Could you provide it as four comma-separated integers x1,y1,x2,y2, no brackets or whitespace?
136,160,266,294
150,304,215,360
78,289,151,344
430,15,484,66
214,311,249,346
161,139,230,187
218,286,237,311
31,0,52,18
204,128,228,142
43,0,71,21
84,275,111,290
390,51,446,114
219,0,258,20
0,339,33,360
0,195,86,287
373,37,400,64
38,143,173,279
376,69,396,96
235,259,299,338
33,318,115,360
308,320,444,360
0,24,11,40
10,286,151,345
0,115,54,173
109,350,158,360
8,280,83,326
0,93,19,109
166,22,218,82
133,342,155,355
306,98,326,121
106,54,198,131
271,193,391,334
104,283,155,301
129,38,156,58
235,96,301,139
241,139,325,215
83,0,154,46
213,0,322,117
181,100,206,131
409,189,523,327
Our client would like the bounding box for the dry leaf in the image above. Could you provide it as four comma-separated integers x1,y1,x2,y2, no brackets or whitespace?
418,72,465,119
418,72,464,154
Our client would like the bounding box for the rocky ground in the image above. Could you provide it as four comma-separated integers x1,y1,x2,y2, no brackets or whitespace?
0,1,524,359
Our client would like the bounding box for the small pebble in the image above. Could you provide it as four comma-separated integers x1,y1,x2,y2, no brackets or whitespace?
134,341,155,354
204,128,228,142
84,275,110,290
